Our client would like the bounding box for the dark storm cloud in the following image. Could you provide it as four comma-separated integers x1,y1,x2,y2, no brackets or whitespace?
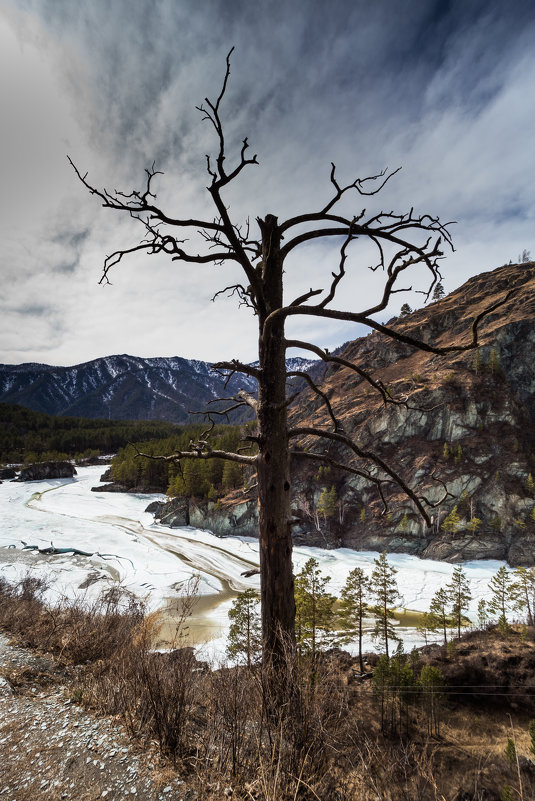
1,0,534,365
52,228,90,249
13,0,531,172
12,303,50,317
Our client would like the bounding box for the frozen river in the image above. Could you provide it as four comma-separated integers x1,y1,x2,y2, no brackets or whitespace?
0,465,507,658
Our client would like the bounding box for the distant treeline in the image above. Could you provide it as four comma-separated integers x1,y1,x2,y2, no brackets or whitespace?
110,424,252,497
0,403,184,464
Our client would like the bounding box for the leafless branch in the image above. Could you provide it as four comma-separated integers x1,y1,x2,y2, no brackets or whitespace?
68,156,223,233
290,450,391,512
280,164,401,235
211,284,255,310
289,426,432,524
237,389,259,413
274,283,520,359
211,359,261,380
289,287,324,306
355,285,520,354
191,401,248,421
68,49,263,307
195,49,259,190
286,370,341,430
314,224,354,309
133,443,257,466
418,471,455,508
285,339,403,407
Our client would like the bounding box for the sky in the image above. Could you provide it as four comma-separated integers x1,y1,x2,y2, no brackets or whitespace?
1,0,534,367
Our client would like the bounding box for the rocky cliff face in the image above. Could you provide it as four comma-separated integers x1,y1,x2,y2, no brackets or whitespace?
289,262,535,564
18,461,77,481
150,263,535,565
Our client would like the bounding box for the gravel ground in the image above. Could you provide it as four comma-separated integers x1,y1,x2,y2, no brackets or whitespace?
0,633,189,801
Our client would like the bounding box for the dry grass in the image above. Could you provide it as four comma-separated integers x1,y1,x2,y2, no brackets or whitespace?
2,574,535,800
0,574,144,665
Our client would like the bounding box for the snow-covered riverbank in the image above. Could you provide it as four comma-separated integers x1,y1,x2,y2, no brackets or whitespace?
0,466,508,657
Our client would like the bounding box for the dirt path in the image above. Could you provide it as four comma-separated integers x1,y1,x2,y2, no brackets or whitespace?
0,633,188,801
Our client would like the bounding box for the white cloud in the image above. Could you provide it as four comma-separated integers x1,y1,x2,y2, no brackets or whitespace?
0,0,533,366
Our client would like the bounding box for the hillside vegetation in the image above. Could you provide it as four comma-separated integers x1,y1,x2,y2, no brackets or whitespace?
1,572,534,801
284,262,535,563
109,424,251,496
145,262,535,564
0,403,183,464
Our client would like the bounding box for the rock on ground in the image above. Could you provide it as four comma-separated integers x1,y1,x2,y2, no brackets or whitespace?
0,633,186,801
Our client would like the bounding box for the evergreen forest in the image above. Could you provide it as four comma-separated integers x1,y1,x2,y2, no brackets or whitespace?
110,423,250,497
0,402,183,464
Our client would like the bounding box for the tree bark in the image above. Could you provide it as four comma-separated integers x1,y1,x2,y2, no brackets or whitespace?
256,215,296,667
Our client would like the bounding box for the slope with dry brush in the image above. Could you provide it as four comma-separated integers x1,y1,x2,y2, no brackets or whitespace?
1,573,535,800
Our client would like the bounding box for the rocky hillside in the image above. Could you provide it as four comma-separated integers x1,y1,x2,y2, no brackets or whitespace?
151,262,535,566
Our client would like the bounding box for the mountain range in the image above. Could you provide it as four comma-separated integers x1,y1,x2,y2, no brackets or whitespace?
0,354,312,423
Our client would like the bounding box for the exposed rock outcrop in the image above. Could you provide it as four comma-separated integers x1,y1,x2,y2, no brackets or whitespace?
91,482,131,493
283,263,535,564
146,492,258,538
18,461,76,481
148,263,535,566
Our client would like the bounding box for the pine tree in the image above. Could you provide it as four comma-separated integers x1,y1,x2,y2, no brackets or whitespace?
432,282,445,301
373,654,392,732
317,485,337,522
166,471,183,496
339,567,369,672
504,737,516,764
478,599,489,630
417,611,438,646
294,558,336,662
221,459,243,492
400,302,412,316
226,589,261,668
468,516,482,534
370,551,401,658
429,587,451,645
390,643,416,737
446,565,472,639
488,348,501,375
488,566,513,630
511,566,535,626
420,665,444,736
442,505,461,533
459,490,471,516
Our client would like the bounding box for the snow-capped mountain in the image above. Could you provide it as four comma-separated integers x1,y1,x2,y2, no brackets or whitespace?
0,354,261,423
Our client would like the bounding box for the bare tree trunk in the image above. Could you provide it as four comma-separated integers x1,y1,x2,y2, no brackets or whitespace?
384,601,389,659
256,216,296,668
358,613,364,673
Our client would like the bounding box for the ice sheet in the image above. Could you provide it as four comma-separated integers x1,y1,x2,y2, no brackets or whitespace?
0,465,509,656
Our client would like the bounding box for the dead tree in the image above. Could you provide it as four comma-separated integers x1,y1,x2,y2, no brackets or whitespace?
69,49,515,671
